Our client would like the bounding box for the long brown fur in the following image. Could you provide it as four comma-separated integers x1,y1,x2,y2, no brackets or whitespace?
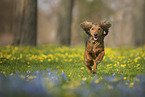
80,20,111,74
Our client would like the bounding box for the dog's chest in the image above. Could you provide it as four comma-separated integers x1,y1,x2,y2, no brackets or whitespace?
86,39,104,54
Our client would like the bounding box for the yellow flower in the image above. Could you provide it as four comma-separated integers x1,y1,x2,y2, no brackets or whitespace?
69,59,72,62
40,60,43,62
137,64,140,67
95,80,99,83
82,77,87,81
121,64,126,68
28,65,31,68
68,75,71,77
20,54,23,58
3,72,6,74
21,75,25,79
81,67,84,69
28,76,34,79
129,82,134,86
135,78,140,82
125,82,128,85
123,77,127,79
48,59,51,61
134,58,138,62
64,59,68,62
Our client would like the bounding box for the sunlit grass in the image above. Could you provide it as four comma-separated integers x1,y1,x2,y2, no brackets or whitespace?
0,45,145,96
0,45,145,81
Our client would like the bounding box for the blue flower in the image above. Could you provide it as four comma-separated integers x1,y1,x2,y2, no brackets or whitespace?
112,72,116,76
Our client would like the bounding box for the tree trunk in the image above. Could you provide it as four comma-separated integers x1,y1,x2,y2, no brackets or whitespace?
57,0,74,46
132,0,145,46
12,0,37,46
20,0,37,46
104,0,145,47
12,0,24,46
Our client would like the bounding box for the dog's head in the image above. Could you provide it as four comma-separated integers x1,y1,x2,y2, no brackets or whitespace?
80,20,111,41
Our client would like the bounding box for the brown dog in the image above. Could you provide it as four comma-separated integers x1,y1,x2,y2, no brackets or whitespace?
80,20,111,74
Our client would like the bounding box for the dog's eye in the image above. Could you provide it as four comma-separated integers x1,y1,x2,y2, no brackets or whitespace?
91,28,94,30
98,28,101,30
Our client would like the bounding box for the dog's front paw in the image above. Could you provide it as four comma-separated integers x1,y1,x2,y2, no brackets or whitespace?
92,70,97,74
96,60,101,64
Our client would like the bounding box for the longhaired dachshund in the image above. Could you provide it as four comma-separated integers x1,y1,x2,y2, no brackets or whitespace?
80,20,111,74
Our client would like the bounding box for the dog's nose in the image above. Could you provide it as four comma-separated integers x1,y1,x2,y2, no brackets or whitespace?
94,33,98,36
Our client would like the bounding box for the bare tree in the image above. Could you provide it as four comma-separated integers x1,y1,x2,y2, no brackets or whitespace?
57,0,74,46
12,0,37,46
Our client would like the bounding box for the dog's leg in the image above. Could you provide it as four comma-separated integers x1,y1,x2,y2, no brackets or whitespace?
85,61,93,73
93,51,105,73
96,51,105,63
93,60,98,74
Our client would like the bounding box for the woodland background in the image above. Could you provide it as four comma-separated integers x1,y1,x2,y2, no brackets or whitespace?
0,0,145,47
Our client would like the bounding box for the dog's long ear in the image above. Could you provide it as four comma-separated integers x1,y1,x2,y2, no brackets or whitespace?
80,21,92,36
100,20,111,36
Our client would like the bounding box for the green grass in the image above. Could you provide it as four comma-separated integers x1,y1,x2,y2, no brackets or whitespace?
0,45,145,81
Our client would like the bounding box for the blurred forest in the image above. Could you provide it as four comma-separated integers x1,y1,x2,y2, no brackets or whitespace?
0,0,145,47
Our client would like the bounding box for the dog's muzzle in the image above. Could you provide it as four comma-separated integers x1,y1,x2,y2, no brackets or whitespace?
93,33,98,41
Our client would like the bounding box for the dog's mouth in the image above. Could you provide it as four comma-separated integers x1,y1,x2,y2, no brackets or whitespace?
93,36,98,41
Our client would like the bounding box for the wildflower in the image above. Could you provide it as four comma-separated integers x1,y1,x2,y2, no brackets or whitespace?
121,64,126,68
123,77,127,80
36,71,39,74
135,78,140,82
3,72,6,74
68,75,71,77
20,54,23,58
129,82,134,87
48,59,51,61
112,72,116,76
81,67,84,69
64,59,68,62
134,58,138,62
137,64,140,67
69,59,72,62
21,75,25,79
82,77,87,81
61,72,68,80
10,73,14,75
40,60,43,62
28,76,35,79
95,80,99,83
28,65,31,68
125,82,128,85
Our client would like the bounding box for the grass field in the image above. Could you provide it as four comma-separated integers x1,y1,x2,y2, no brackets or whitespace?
0,45,145,97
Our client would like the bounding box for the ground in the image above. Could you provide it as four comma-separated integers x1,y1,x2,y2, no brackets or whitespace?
0,45,145,97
